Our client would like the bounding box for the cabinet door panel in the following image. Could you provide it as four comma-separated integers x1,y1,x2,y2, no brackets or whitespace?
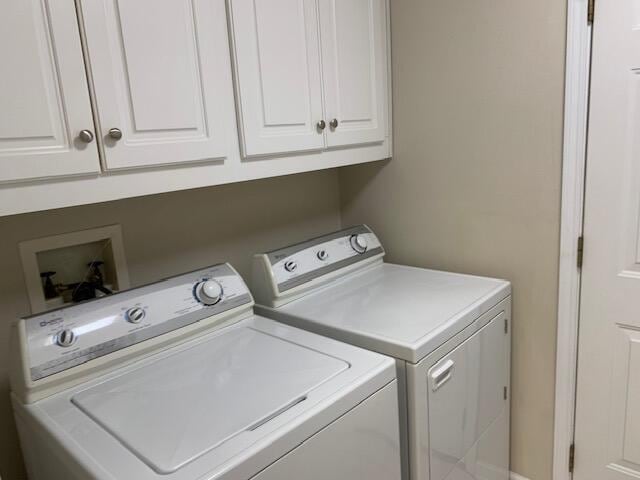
229,0,325,157
319,0,388,147
0,0,100,183
81,0,234,170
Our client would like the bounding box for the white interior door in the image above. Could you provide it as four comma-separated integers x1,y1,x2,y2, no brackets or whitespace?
80,0,234,170
0,0,100,183
318,0,388,148
574,0,640,478
229,0,326,157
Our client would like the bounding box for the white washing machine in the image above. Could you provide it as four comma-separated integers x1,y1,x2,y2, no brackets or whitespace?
10,263,402,480
252,225,512,480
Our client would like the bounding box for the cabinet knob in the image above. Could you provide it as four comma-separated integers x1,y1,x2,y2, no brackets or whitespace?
78,129,94,143
317,120,326,131
329,118,339,129
108,128,123,140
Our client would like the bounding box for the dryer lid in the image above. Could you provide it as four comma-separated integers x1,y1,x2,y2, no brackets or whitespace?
261,263,510,363
71,327,348,474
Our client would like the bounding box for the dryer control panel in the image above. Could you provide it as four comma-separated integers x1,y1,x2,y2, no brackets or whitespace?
19,263,252,383
253,225,385,307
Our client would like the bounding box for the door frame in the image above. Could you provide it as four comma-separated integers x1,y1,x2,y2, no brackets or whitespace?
553,0,592,478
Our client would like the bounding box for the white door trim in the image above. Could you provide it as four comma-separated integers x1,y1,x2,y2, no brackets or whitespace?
553,0,592,478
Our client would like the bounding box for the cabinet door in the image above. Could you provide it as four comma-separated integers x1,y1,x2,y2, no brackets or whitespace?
319,0,388,147
0,0,100,183
80,0,234,170
229,0,326,157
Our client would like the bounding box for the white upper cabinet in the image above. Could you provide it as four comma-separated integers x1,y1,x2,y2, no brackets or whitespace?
0,0,391,215
229,0,326,157
229,0,389,158
80,0,235,170
319,0,388,147
0,0,100,183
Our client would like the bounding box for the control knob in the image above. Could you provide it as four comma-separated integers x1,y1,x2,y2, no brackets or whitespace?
284,260,297,272
56,329,76,348
350,234,368,254
194,279,224,305
125,307,146,324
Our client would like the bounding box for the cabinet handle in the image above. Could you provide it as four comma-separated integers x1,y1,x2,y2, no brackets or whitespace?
108,128,123,140
78,130,94,143
316,120,326,131
329,118,339,129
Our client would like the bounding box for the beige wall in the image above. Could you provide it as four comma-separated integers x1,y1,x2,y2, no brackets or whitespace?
0,170,342,480
339,1,566,479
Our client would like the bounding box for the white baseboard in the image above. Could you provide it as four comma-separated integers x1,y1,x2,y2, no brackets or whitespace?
510,472,531,480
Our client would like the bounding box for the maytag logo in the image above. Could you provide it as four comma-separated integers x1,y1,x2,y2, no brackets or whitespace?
39,318,63,328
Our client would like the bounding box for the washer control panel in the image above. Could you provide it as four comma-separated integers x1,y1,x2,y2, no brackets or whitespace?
263,225,384,293
23,263,252,382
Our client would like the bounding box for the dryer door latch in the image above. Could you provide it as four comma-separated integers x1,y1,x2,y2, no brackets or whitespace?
430,359,455,391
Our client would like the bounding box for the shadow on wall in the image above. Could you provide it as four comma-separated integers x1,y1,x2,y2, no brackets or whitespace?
340,160,390,212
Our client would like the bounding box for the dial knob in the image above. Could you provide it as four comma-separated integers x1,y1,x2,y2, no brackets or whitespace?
350,234,368,254
125,307,146,324
56,329,76,348
195,279,224,305
317,250,329,261
284,260,297,272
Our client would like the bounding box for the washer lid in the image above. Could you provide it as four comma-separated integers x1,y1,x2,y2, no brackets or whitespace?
71,327,348,474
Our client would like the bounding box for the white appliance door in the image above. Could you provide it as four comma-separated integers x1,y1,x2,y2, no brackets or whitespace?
71,327,348,475
427,312,509,480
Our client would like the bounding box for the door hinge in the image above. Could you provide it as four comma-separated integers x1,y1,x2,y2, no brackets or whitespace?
587,0,595,24
503,386,508,400
569,443,575,472
577,236,584,268
504,318,509,334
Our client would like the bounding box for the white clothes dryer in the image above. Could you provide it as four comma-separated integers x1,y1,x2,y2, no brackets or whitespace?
252,225,512,480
